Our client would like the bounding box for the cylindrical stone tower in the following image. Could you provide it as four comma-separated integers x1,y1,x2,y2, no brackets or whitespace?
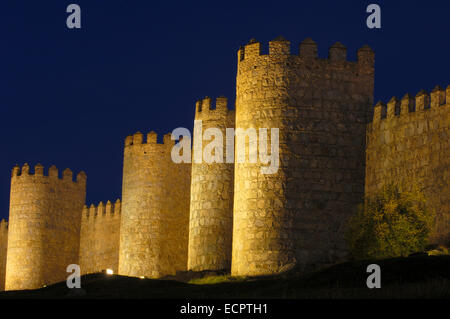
232,37,375,276
188,96,235,271
119,132,191,278
5,164,86,290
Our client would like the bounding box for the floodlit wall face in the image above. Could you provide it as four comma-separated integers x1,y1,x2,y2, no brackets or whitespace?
79,200,121,275
119,133,191,278
232,39,375,276
2,39,448,286
5,164,86,290
188,97,235,271
0,220,7,291
366,88,450,244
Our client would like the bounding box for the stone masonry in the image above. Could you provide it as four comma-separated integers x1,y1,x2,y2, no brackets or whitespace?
188,97,235,271
232,37,374,276
118,132,191,278
79,200,121,275
0,220,7,291
5,164,86,290
0,37,448,290
366,86,450,244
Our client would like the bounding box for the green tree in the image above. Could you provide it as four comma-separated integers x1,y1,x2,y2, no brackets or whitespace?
346,183,434,260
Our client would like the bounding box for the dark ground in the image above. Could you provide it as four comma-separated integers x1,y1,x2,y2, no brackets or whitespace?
1,255,449,299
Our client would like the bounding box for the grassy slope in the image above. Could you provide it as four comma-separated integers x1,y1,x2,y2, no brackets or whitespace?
1,255,449,299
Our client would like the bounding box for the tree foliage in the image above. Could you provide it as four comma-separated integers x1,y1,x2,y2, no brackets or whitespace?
346,183,434,260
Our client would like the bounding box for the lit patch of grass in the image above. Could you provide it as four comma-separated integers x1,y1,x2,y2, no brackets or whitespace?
2,255,450,298
427,246,449,256
188,275,246,285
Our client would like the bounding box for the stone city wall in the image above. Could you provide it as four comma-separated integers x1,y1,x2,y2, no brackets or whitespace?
366,86,450,244
79,199,121,275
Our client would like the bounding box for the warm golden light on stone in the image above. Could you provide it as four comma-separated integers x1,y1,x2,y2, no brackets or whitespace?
231,38,376,276
188,97,235,272
118,132,191,279
5,164,86,291
0,38,448,291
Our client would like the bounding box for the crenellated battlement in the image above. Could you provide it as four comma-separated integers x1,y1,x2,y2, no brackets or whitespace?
233,35,376,276
3,37,448,284
7,160,86,289
371,85,449,124
366,85,449,245
79,199,121,275
237,36,374,66
124,131,175,148
11,163,86,186
82,199,121,220
120,118,192,278
194,96,235,121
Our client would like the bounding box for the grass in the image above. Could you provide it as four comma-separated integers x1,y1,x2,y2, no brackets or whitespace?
1,255,450,299
189,275,240,285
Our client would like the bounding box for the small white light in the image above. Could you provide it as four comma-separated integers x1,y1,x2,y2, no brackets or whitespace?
139,276,145,279
106,269,114,275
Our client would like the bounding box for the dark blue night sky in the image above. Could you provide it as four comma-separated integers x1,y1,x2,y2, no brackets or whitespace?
0,1,448,220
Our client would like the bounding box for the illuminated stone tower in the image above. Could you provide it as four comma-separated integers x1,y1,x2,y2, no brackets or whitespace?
232,37,375,276
188,97,235,271
5,164,86,290
119,132,191,278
